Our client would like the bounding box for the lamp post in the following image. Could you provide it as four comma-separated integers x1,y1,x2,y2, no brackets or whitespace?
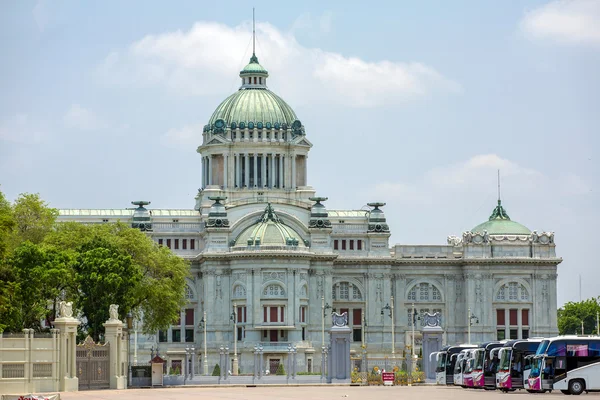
199,311,208,375
321,296,332,347
230,303,238,376
126,312,133,386
581,320,585,336
597,311,599,336
381,297,394,355
467,307,479,344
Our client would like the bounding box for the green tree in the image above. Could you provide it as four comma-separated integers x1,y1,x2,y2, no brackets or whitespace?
211,363,221,376
4,242,75,331
276,363,286,375
10,193,58,248
0,189,15,259
558,297,600,335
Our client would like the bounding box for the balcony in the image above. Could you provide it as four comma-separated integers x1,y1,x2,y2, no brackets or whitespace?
152,222,204,233
258,342,292,352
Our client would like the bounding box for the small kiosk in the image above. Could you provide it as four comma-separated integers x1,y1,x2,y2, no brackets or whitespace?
150,355,165,387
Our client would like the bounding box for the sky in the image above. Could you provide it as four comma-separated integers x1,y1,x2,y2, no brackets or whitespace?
1,0,599,307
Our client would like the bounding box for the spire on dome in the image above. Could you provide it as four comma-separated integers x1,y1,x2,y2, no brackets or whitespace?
489,170,510,220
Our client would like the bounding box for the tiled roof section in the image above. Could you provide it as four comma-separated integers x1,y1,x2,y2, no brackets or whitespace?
59,209,199,217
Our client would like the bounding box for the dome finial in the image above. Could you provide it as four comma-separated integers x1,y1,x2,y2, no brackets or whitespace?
497,169,501,205
249,8,259,64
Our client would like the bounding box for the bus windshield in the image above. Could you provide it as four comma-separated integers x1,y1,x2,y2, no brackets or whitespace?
437,352,446,372
474,350,485,370
499,349,512,371
465,358,474,373
454,356,463,374
536,340,549,355
528,356,543,378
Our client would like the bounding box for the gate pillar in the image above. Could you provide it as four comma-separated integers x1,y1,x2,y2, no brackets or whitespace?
104,306,127,389
54,302,81,392
327,312,352,384
421,312,444,381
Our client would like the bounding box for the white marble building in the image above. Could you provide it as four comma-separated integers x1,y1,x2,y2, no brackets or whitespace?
58,50,560,374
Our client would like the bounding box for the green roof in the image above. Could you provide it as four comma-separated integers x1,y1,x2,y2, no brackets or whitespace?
240,54,268,75
208,88,297,127
472,200,531,235
235,204,305,247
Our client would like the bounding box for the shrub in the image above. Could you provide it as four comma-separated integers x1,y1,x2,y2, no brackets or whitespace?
211,363,220,376
275,363,286,375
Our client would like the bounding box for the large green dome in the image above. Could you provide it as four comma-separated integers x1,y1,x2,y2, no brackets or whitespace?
472,200,531,235
205,53,303,133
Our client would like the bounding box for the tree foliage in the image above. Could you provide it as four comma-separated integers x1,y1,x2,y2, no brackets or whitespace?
558,297,600,335
0,189,189,339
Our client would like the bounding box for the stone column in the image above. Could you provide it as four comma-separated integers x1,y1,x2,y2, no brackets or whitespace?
104,315,127,389
244,153,250,188
54,315,81,392
253,153,258,187
207,155,212,186
223,153,228,189
270,154,275,188
279,155,283,188
261,154,266,188
202,157,205,188
291,152,296,189
517,307,523,339
327,317,352,383
505,309,510,340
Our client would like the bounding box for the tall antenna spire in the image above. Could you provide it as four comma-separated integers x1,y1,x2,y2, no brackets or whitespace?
497,169,501,203
252,7,256,56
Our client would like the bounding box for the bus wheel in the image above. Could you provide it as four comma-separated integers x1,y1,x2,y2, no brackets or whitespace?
526,390,536,393
561,390,572,395
568,379,585,395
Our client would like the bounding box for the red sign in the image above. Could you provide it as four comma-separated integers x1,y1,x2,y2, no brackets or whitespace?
382,372,395,385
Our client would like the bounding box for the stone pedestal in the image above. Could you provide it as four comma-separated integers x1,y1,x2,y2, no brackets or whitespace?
327,313,352,384
53,317,81,392
103,319,127,389
422,325,444,380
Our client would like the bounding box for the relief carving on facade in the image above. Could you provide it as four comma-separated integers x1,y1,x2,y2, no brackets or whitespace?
262,271,285,283
216,275,222,299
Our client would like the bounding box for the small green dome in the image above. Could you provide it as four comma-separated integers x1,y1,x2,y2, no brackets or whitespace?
240,54,268,75
235,204,306,247
472,200,531,235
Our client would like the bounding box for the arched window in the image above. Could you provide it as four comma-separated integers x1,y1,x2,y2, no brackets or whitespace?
263,284,285,298
185,285,194,300
496,282,529,302
233,284,246,298
332,282,363,301
407,283,443,302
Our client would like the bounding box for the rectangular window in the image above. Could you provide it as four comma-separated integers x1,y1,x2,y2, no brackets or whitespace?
497,330,506,341
174,239,179,250
342,240,346,250
522,329,529,339
182,239,187,250
510,329,518,339
302,327,306,341
158,330,168,342
357,240,362,250
158,239,163,246
172,329,181,343
300,306,306,323
237,306,247,323
185,309,194,326
509,309,518,326
522,309,529,326
190,239,195,250
270,307,278,322
237,326,243,341
349,240,354,250
185,329,194,342
280,307,284,322
264,307,267,322
353,309,362,326
353,328,362,342
496,309,505,326
334,240,338,250
166,239,171,249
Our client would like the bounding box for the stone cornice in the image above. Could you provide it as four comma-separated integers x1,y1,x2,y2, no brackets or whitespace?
196,251,337,262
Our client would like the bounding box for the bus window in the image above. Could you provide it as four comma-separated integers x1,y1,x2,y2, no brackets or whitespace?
567,343,588,356
548,341,566,357
536,340,549,355
589,341,600,356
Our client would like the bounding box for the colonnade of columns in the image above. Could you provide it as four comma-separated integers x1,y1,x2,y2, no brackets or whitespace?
201,152,306,190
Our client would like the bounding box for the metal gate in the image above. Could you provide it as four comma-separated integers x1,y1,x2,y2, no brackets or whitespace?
76,336,110,390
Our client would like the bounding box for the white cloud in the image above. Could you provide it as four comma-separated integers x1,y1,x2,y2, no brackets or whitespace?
0,114,47,144
97,20,460,107
521,0,600,46
63,104,104,131
162,123,203,150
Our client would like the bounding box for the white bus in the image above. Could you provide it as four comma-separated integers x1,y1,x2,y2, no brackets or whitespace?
528,336,600,395
454,348,476,387
435,344,476,385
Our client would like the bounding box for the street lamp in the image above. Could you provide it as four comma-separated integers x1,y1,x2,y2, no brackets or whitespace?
184,346,195,382
199,311,208,375
126,312,133,386
361,314,368,348
321,296,332,347
467,307,479,344
381,296,395,355
230,303,238,376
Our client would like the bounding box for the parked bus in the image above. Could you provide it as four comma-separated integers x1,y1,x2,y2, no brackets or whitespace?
528,336,600,395
496,339,542,391
435,344,476,385
454,348,477,387
471,342,503,389
483,347,502,390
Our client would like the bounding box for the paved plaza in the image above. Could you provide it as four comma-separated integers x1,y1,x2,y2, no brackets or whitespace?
56,386,600,400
